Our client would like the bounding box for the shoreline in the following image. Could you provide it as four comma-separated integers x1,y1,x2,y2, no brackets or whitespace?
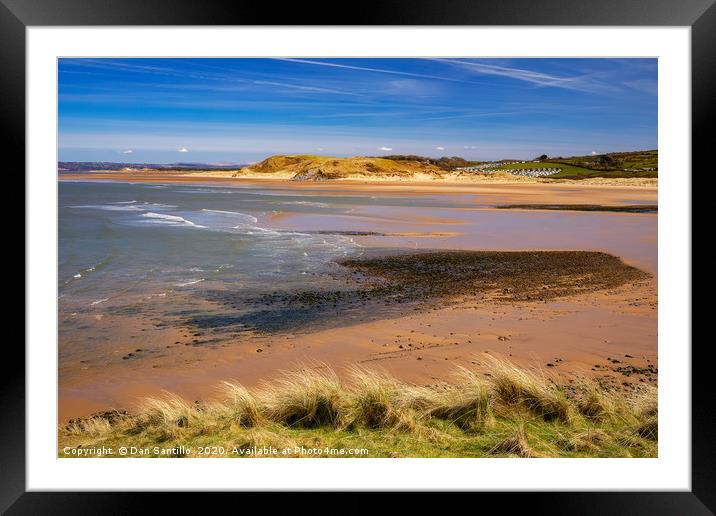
59,171,658,189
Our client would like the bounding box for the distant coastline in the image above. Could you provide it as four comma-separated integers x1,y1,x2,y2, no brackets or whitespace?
58,150,658,188
58,171,659,188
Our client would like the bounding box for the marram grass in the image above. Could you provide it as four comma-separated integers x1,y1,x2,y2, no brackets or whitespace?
59,357,657,458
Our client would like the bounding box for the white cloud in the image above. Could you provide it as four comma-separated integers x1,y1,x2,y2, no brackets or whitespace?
120,149,133,154
379,146,392,151
436,146,445,151
591,151,598,155
178,148,189,153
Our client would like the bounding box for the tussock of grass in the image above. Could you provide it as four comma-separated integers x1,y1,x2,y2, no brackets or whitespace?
218,382,264,428
426,368,493,431
64,416,114,437
138,393,198,431
484,355,572,423
58,356,658,458
345,366,416,430
577,382,619,422
632,385,658,417
258,365,343,428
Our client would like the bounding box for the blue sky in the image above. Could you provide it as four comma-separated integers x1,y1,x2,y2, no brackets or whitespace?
58,58,657,163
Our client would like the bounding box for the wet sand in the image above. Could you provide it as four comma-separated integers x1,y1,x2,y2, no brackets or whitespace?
58,177,657,422
273,206,657,274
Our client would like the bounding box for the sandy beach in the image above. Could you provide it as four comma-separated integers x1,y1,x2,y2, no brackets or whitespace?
61,170,659,188
58,175,657,423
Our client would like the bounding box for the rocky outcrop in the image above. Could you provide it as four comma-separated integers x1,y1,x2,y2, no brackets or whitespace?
291,168,338,181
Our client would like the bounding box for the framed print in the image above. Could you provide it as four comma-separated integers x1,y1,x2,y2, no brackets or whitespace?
5,0,709,511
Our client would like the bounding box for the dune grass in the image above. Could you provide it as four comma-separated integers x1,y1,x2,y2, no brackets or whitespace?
59,357,657,458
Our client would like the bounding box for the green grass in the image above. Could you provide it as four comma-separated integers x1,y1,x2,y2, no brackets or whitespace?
59,357,657,458
494,161,657,180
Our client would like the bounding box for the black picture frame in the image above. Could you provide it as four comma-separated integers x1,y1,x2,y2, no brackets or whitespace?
4,0,707,511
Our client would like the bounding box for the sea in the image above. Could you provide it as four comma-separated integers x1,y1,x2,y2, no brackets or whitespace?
58,180,470,340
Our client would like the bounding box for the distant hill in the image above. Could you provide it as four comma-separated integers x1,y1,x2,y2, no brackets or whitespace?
546,150,658,174
375,155,478,170
58,162,245,172
234,155,446,181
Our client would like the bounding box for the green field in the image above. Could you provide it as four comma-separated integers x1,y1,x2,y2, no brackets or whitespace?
495,160,657,180
557,150,658,171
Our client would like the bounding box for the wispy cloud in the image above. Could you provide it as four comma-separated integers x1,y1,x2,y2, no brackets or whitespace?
252,80,364,97
422,111,526,121
274,58,476,85
178,148,189,153
379,146,393,151
62,59,368,98
433,59,616,94
62,59,219,82
623,79,658,96
120,149,133,154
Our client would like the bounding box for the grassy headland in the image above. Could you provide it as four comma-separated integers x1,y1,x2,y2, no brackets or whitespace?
234,154,445,181
59,356,657,458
